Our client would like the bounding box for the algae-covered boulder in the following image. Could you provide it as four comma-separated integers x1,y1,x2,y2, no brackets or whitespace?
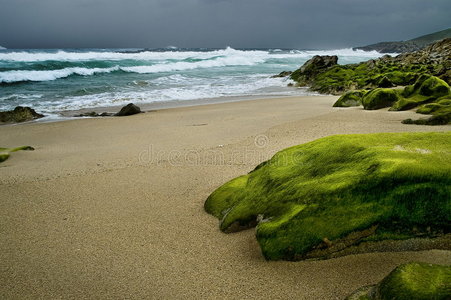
0,146,34,163
377,76,395,88
362,88,399,110
346,262,451,300
391,75,450,111
0,106,44,123
290,55,338,86
205,132,451,261
333,90,368,107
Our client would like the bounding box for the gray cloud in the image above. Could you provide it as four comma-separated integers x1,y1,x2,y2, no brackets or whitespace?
0,0,450,49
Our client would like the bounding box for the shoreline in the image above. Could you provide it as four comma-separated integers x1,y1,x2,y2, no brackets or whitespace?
1,95,450,299
1,93,323,126
60,92,323,116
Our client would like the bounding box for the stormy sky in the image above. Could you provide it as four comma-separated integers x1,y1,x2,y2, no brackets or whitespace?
1,0,450,49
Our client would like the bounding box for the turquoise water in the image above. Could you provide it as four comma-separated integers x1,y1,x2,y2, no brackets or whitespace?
0,47,386,116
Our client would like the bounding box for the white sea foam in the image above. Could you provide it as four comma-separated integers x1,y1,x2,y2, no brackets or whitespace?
8,75,301,112
1,47,387,84
0,53,268,83
0,46,6,50
121,54,265,74
0,66,120,83
0,47,267,62
0,47,390,63
0,47,385,114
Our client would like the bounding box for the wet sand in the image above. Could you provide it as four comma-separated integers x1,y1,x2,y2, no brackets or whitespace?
1,96,450,299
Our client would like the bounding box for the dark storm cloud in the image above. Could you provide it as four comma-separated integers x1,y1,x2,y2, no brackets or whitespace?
0,0,450,49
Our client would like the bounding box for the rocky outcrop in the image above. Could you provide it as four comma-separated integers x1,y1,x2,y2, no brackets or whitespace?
355,41,422,53
0,106,44,123
332,75,451,125
115,103,142,116
290,38,451,96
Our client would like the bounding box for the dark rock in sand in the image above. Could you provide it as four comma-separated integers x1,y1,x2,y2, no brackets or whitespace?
115,103,142,116
0,106,44,123
75,111,114,117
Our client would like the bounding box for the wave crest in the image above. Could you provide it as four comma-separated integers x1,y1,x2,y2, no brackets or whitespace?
0,67,120,83
0,47,390,63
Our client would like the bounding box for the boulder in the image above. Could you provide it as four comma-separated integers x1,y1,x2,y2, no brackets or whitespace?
333,90,367,107
391,75,450,111
377,76,395,88
205,132,451,260
115,103,141,116
362,88,399,110
0,106,44,123
290,55,338,83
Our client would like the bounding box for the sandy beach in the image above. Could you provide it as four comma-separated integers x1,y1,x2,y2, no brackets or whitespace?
1,95,450,299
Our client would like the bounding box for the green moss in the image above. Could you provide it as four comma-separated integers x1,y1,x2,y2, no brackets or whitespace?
392,76,451,124
419,76,450,97
346,262,451,300
362,88,400,110
333,90,368,107
0,146,34,163
205,133,451,260
377,263,451,300
377,76,395,88
290,56,431,95
417,103,443,114
403,114,451,125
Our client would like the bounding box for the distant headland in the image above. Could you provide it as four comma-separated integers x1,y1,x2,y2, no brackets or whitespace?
354,28,451,53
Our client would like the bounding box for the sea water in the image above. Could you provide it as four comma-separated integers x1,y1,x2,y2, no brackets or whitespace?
0,47,387,116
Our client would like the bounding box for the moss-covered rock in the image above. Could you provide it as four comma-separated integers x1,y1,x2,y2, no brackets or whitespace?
377,76,395,88
346,262,451,300
333,90,368,107
0,146,34,163
205,132,451,261
289,39,451,95
393,75,451,124
402,114,451,126
290,55,338,85
362,89,400,110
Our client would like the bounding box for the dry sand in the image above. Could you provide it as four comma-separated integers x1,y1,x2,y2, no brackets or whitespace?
1,96,450,299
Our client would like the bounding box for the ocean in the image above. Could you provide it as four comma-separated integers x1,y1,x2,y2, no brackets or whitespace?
0,47,386,119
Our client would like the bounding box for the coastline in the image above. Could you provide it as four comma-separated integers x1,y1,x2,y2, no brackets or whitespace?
1,95,450,299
